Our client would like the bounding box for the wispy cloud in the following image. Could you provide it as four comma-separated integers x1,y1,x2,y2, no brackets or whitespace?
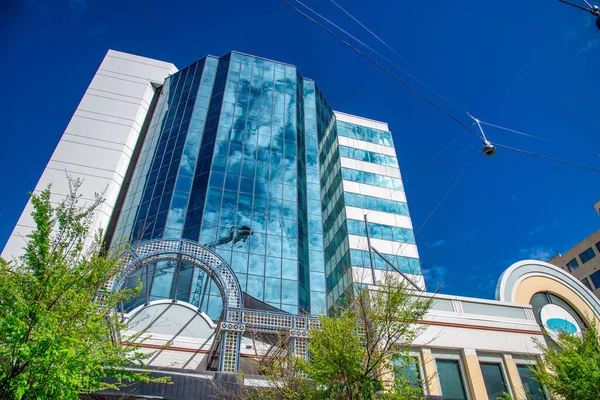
477,276,497,292
89,23,107,36
519,245,555,261
468,272,497,293
564,28,579,40
426,239,447,248
422,265,451,290
528,215,565,235
580,38,600,53
69,0,88,15
529,223,549,235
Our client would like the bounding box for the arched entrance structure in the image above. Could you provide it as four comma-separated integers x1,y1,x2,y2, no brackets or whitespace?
496,259,600,332
110,238,319,372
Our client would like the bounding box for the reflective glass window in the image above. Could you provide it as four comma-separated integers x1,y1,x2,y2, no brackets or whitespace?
393,356,421,390
517,365,547,400
480,362,509,400
436,359,468,400
247,275,264,300
580,247,596,264
589,270,600,289
566,258,579,272
265,278,281,304
581,277,593,291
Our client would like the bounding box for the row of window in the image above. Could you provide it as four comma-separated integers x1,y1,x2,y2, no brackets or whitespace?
565,242,600,272
350,249,421,275
341,168,403,190
344,192,409,216
583,270,600,291
338,145,398,167
336,121,394,147
395,354,546,400
346,219,416,244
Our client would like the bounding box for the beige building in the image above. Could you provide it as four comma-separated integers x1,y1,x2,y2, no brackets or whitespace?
548,202,600,298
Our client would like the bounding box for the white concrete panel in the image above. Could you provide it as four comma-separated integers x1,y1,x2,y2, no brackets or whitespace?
346,207,413,229
394,214,413,229
334,110,389,131
338,136,397,157
62,133,134,154
343,181,407,203
107,49,178,71
351,266,424,289
101,53,176,84
50,140,128,178
78,94,149,124
341,158,391,177
342,180,361,193
88,73,154,101
348,235,369,251
389,190,407,203
339,157,358,171
65,116,139,147
35,169,120,199
352,266,374,285
415,324,543,355
74,109,142,130
95,70,151,86
2,50,177,259
385,166,401,178
345,206,367,221
46,160,121,181
359,183,394,199
348,235,419,259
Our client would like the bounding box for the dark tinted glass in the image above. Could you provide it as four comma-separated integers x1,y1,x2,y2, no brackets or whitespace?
589,270,600,290
581,277,593,291
566,258,579,272
480,362,509,399
393,356,421,389
517,365,546,400
579,247,596,264
436,359,467,400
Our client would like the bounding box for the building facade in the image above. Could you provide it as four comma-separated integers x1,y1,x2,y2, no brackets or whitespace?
2,50,423,319
4,50,600,399
548,202,600,298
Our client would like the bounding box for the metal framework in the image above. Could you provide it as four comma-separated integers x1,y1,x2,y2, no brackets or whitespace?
111,238,319,372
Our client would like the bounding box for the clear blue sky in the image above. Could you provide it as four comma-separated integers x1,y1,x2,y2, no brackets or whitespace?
1,0,599,299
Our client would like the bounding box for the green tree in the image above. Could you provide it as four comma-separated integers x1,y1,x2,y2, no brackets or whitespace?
220,274,432,399
303,275,432,399
0,179,165,399
533,324,600,400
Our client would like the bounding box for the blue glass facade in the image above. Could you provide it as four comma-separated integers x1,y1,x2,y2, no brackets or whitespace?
113,52,331,317
112,51,422,318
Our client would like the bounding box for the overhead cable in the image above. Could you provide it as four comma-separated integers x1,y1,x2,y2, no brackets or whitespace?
362,124,473,221
416,151,479,234
330,0,417,69
495,143,600,174
409,126,471,179
281,0,484,141
329,0,470,115
478,121,561,144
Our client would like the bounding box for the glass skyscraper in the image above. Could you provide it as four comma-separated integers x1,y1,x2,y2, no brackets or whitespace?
3,50,423,320
109,51,424,319
6,50,597,397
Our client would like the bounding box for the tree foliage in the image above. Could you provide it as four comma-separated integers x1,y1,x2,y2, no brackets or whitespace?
533,324,600,400
0,180,165,399
223,274,432,399
303,274,432,399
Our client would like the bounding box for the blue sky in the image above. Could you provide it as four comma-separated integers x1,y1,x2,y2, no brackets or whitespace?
1,0,599,299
